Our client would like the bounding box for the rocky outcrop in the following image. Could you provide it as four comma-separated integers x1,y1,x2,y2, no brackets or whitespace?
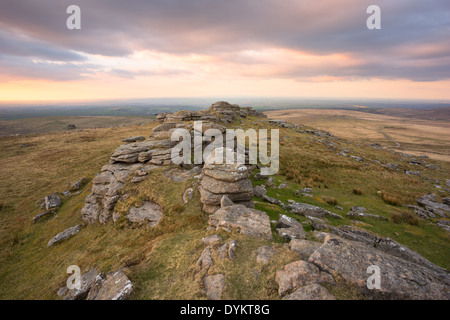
256,246,276,265
308,236,450,300
199,148,254,214
47,225,81,247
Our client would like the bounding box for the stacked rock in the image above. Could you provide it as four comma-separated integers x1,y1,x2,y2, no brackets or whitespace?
82,101,265,224
199,147,254,214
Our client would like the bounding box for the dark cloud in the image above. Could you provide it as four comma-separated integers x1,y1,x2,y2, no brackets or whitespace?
0,0,448,81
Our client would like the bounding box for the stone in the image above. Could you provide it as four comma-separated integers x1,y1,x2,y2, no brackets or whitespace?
277,215,306,240
305,215,326,224
253,185,267,197
262,195,284,206
301,188,312,193
200,148,254,213
217,243,229,260
69,177,86,191
197,246,214,271
47,225,81,247
122,136,145,143
275,260,334,297
442,197,450,206
204,274,225,300
182,187,194,203
127,201,163,228
201,175,253,194
81,194,99,224
228,240,238,260
208,205,272,239
308,236,450,300
417,193,450,217
256,246,276,264
289,239,322,260
87,270,133,300
287,202,342,219
166,166,202,182
32,211,53,223
64,269,98,300
201,235,222,246
347,208,388,221
41,193,61,210
110,139,176,163
283,284,336,300
220,195,234,208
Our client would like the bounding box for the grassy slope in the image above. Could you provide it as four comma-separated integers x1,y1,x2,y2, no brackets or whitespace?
0,115,449,299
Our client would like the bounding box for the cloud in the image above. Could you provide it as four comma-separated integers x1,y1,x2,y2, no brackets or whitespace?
0,0,448,82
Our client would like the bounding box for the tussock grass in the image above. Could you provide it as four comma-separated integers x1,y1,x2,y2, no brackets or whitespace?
391,211,420,226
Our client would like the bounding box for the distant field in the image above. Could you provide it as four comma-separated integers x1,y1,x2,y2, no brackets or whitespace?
0,116,155,136
266,108,450,162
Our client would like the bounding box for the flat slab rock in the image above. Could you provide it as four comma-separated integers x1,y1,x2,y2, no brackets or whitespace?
47,225,81,247
287,202,342,219
256,246,276,265
275,260,334,297
208,204,272,239
308,236,450,299
127,201,163,227
87,270,133,300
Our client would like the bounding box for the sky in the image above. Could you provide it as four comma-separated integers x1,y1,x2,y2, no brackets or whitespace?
0,0,449,102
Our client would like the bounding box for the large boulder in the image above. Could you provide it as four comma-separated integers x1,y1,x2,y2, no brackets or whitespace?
308,236,450,299
283,284,336,300
275,260,334,297
208,204,272,240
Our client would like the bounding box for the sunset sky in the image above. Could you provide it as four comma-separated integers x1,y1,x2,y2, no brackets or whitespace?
0,0,449,102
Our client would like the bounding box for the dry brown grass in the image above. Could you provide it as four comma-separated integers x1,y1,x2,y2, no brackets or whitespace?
391,211,420,226
266,108,450,162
